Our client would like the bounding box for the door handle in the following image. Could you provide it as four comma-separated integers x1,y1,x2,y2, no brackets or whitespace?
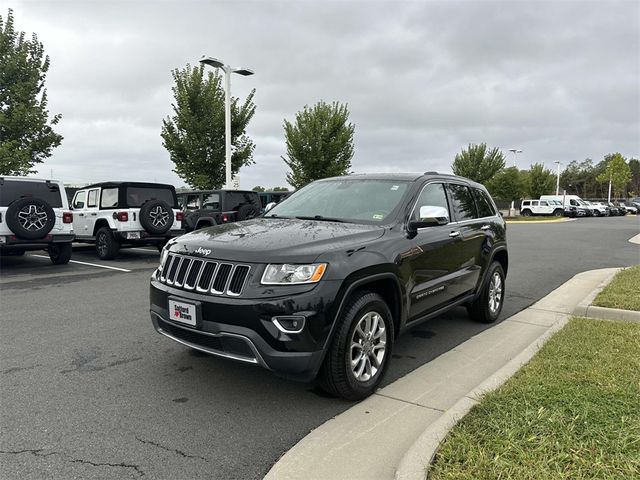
449,231,461,238
78,213,84,217
481,225,491,231
90,213,97,216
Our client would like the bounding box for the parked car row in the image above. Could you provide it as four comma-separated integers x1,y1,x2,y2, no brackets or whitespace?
521,195,639,218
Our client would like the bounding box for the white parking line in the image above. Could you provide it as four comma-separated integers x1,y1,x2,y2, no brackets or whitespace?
30,255,132,272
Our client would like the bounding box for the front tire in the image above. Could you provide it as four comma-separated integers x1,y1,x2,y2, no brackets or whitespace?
95,227,120,260
49,242,72,265
467,262,505,324
318,292,393,400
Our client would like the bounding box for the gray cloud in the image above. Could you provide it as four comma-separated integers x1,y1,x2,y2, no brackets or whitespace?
10,0,640,189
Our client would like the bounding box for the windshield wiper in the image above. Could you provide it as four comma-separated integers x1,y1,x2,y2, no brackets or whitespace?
295,215,346,223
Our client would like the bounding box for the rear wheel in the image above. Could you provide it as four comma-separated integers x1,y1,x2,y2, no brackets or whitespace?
318,292,393,400
553,209,563,217
49,242,72,265
521,209,532,217
467,262,505,324
96,227,120,260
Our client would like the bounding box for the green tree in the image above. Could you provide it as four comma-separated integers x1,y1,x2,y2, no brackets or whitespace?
252,185,265,192
161,64,256,189
596,153,632,199
487,167,527,204
282,101,354,188
271,186,289,192
451,143,505,184
0,9,63,175
526,163,556,198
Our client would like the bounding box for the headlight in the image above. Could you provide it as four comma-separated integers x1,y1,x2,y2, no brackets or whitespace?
261,263,327,285
159,247,169,269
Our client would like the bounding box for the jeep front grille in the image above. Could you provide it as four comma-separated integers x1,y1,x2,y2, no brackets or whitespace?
160,253,250,296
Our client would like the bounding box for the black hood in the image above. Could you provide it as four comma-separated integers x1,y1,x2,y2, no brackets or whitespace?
168,218,386,263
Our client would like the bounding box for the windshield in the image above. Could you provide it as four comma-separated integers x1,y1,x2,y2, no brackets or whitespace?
266,179,410,223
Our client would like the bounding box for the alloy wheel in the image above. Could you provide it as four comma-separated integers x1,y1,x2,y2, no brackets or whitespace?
150,206,169,227
17,204,48,231
488,272,503,314
350,311,387,382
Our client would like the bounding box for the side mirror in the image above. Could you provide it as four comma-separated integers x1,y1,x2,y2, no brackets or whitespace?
408,206,449,232
264,202,277,212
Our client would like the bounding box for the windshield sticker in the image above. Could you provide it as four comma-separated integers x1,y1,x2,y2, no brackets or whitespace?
372,213,384,220
391,185,399,191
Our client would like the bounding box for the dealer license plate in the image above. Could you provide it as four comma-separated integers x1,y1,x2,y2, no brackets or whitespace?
126,231,141,239
168,299,197,327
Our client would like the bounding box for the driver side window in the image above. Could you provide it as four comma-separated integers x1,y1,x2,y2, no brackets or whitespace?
412,183,449,221
73,191,86,209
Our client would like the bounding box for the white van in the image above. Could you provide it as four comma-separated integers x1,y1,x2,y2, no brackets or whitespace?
539,195,594,216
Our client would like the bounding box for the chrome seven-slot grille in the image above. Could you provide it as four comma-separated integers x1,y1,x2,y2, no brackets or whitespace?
160,253,250,296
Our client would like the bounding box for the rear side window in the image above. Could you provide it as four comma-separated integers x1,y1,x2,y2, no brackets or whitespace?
0,180,63,208
226,192,258,210
100,188,118,208
184,194,201,210
447,184,478,221
87,189,98,207
472,188,496,217
202,193,220,209
125,187,177,208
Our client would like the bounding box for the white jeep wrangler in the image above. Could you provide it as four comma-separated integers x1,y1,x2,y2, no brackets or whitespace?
0,176,74,264
520,199,564,217
71,182,184,259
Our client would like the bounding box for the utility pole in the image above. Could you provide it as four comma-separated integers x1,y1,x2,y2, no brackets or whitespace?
554,161,561,195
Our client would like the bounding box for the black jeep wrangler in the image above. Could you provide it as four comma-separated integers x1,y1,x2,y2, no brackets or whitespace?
150,173,508,400
177,189,261,232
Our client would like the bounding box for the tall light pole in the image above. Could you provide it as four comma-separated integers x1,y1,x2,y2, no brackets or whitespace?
508,149,522,215
554,161,561,195
200,56,254,189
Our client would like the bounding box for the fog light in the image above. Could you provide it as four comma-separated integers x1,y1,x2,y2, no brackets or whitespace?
272,316,306,334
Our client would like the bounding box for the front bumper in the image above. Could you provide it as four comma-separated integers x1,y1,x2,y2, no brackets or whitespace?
149,277,343,381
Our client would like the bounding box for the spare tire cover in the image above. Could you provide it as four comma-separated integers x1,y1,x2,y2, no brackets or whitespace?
6,197,56,240
139,200,174,234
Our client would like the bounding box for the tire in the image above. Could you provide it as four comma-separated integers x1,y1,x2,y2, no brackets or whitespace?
318,292,394,400
95,227,120,260
553,209,563,217
593,210,600,217
236,204,260,221
467,261,505,324
48,242,72,265
5,197,56,240
139,200,174,235
521,209,532,217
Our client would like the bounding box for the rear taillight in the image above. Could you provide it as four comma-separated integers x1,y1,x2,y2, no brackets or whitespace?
176,211,184,221
222,214,229,222
63,212,73,223
117,211,129,222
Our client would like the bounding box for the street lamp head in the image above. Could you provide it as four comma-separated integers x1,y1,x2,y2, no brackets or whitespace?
199,56,225,69
233,68,254,76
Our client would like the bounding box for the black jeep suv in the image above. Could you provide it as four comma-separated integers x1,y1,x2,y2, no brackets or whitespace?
177,189,262,232
150,173,508,400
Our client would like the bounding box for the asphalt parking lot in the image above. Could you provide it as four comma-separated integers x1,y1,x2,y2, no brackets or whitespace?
1,216,639,479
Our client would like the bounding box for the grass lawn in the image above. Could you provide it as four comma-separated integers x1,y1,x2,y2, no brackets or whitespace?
593,265,640,311
428,317,640,480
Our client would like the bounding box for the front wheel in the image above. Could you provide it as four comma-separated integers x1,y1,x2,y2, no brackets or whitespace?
467,262,505,324
49,242,72,265
318,292,393,400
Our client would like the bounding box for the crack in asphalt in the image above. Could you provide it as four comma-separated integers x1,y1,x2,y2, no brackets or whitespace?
1,364,41,375
135,436,209,462
1,448,145,477
0,448,57,457
69,458,145,477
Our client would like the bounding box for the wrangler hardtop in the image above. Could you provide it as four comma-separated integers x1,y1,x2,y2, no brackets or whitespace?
0,176,74,264
177,189,261,232
71,181,184,259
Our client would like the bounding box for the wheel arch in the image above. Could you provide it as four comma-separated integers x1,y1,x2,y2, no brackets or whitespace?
92,218,112,236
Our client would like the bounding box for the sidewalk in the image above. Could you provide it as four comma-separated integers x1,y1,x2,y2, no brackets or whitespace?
265,268,620,480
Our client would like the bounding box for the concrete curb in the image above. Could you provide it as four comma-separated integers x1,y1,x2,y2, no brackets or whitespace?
572,267,640,323
394,268,623,480
394,316,569,480
505,218,572,224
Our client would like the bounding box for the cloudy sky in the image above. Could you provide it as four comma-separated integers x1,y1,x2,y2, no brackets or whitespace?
8,0,640,189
